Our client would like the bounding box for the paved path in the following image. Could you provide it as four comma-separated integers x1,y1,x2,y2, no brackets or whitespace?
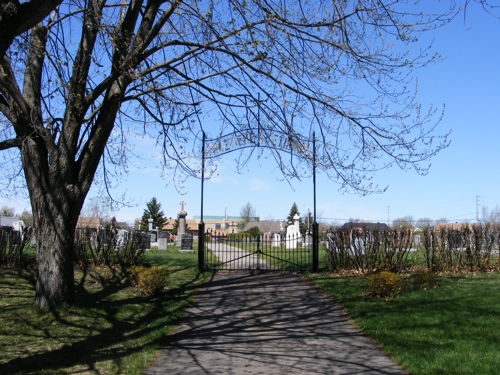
206,243,274,270
144,272,407,375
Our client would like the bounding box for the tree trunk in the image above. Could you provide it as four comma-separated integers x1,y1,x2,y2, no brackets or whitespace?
21,136,83,311
34,207,75,311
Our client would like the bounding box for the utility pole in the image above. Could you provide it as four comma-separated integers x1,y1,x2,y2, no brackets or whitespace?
307,207,310,232
476,195,480,223
387,206,390,226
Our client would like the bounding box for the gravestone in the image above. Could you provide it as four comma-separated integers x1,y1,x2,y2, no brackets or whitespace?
263,232,272,244
272,233,280,247
303,233,313,249
158,231,169,251
176,200,188,248
132,231,150,249
414,234,421,247
286,214,301,249
116,229,128,248
149,231,157,243
286,232,298,249
180,233,194,253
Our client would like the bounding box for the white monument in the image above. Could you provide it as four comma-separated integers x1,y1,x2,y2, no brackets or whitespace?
286,214,301,249
272,233,281,247
176,200,187,248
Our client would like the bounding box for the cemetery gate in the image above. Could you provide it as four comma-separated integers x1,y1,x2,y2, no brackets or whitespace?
197,130,319,273
202,231,313,272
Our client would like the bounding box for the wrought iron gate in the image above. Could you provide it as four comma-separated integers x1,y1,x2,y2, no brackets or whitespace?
201,231,312,272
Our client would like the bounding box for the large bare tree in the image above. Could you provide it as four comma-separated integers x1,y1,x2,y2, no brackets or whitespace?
0,0,63,54
1,0,484,310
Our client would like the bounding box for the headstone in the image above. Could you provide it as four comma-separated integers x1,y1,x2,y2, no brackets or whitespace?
180,233,193,252
176,201,188,248
326,233,333,251
286,214,302,249
286,232,298,249
272,233,280,247
116,229,128,248
158,231,169,250
149,232,157,243
414,234,421,247
132,231,150,249
263,232,272,244
303,233,313,248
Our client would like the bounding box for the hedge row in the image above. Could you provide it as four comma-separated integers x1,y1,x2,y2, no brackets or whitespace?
0,228,33,267
326,223,500,273
73,228,146,269
0,228,146,270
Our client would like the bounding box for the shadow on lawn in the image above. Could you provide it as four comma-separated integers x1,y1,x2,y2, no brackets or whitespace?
308,273,500,357
0,268,207,375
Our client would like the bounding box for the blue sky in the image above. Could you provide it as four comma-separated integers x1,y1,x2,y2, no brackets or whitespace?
2,3,499,226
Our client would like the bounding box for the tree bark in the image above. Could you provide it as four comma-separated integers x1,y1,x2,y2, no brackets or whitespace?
33,204,76,311
0,0,62,54
21,134,82,311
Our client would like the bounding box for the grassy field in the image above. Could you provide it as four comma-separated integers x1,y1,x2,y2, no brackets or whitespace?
3,243,499,375
0,247,206,375
306,271,500,375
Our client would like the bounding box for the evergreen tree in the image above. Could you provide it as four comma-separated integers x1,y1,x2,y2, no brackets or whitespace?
303,211,313,234
286,203,305,234
171,218,179,235
140,197,167,231
247,226,261,239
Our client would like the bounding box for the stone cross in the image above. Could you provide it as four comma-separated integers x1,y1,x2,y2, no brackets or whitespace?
180,200,186,211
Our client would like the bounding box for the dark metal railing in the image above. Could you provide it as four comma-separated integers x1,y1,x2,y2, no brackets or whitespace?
203,231,312,272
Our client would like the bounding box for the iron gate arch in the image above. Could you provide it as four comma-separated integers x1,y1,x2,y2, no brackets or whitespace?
197,128,319,273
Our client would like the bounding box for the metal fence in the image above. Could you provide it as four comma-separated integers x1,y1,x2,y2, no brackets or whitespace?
203,231,312,271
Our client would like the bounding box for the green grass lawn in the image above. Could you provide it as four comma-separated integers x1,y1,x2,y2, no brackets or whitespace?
306,271,500,375
0,247,207,375
3,243,499,375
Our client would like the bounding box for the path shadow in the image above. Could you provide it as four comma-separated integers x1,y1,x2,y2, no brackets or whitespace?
145,272,407,375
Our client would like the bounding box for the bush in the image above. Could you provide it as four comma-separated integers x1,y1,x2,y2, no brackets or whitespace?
247,226,261,239
73,229,146,270
0,228,33,267
129,265,169,295
367,271,402,298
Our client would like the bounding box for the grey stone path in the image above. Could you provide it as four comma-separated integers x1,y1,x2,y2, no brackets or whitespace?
206,243,274,270
144,272,407,375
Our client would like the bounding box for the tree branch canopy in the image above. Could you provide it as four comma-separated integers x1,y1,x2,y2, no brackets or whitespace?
1,0,468,203
0,0,63,54
0,0,475,310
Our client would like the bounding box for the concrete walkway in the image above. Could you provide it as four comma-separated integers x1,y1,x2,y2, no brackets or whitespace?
144,272,407,375
206,243,276,270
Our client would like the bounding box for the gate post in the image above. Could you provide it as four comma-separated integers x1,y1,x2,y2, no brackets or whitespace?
312,222,319,272
198,132,206,272
198,222,205,272
312,131,318,272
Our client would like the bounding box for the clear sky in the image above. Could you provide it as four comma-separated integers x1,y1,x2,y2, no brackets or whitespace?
2,3,499,226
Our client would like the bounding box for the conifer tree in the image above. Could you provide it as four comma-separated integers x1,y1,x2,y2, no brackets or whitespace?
171,218,179,235
303,211,313,234
140,198,167,231
286,203,305,234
